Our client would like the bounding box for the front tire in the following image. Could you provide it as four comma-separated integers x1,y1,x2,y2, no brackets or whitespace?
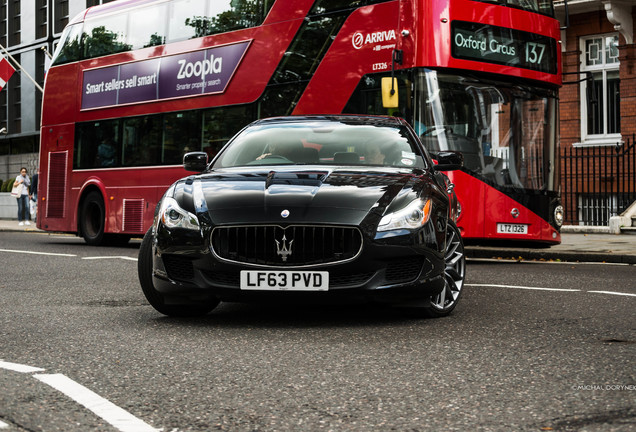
138,229,219,317
425,220,466,317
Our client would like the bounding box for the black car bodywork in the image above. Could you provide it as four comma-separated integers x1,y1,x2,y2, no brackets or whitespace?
138,115,465,317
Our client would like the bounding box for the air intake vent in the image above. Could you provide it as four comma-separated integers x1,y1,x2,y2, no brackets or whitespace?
385,257,424,283
211,225,363,267
123,199,144,233
46,151,67,219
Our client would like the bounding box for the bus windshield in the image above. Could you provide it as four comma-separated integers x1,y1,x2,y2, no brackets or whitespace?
473,0,554,17
413,70,558,192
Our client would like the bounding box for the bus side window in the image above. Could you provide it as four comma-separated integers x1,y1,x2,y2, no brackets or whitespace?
74,119,120,169
83,15,131,59
122,117,162,167
128,3,168,49
51,23,84,65
167,0,207,41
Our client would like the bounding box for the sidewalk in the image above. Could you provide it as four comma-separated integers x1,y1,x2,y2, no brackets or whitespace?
465,232,636,264
0,218,634,264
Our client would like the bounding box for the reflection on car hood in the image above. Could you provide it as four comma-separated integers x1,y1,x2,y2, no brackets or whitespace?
182,167,430,226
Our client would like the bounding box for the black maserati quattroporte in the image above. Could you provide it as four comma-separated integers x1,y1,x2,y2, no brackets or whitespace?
138,115,466,317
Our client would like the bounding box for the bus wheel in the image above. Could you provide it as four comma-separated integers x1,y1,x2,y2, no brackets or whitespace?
80,191,106,245
425,220,466,317
138,229,219,317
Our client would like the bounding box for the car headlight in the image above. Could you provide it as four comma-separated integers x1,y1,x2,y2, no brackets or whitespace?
158,197,200,230
377,198,432,232
554,205,564,227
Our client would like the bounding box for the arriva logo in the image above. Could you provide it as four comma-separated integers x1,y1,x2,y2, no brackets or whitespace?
177,56,223,79
352,30,397,49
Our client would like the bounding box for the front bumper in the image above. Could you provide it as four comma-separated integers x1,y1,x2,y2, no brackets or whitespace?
150,224,446,306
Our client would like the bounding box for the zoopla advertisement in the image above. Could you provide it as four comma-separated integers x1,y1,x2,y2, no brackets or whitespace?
81,41,251,110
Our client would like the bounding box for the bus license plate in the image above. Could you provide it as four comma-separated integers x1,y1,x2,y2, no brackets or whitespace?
240,271,329,291
496,223,528,234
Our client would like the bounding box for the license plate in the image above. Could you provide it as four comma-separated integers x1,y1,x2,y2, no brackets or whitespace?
240,271,329,291
496,223,529,234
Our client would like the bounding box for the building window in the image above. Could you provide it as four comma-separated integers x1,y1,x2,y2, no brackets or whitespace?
36,48,45,128
8,53,20,133
36,0,47,39
53,0,69,34
8,0,20,46
86,0,117,7
0,1,7,47
579,34,620,145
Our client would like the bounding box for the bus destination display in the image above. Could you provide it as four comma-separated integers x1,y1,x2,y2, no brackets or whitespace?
451,21,557,74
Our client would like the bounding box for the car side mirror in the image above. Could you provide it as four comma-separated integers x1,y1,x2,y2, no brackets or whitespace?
183,152,208,172
433,151,463,171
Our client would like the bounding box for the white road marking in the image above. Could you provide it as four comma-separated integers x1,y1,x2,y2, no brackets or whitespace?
588,290,636,297
0,360,45,373
468,284,635,297
34,373,159,432
467,283,581,292
0,249,138,261
82,256,138,262
0,249,76,257
0,360,157,432
468,258,631,266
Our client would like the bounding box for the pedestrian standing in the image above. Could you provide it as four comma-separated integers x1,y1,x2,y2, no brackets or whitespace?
13,167,31,226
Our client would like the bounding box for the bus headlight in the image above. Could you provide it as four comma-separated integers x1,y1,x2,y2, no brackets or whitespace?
159,197,200,230
378,198,432,232
554,205,564,227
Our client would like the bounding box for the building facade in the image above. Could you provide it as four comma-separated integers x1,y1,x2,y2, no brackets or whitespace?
556,0,636,226
0,0,114,181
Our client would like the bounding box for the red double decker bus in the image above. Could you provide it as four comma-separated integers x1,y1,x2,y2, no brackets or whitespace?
39,0,563,245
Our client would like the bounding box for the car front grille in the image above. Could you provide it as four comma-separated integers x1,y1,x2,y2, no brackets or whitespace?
211,225,363,267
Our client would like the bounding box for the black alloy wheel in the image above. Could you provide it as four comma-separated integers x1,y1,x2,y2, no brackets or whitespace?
426,220,466,317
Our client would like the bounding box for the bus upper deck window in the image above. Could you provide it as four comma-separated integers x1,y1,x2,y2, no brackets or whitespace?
51,23,84,65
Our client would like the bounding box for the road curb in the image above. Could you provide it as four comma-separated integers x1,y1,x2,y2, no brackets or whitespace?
465,247,636,265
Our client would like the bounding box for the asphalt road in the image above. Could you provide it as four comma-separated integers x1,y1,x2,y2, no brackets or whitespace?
0,231,634,431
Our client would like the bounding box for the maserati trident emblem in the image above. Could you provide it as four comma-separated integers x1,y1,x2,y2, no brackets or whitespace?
281,209,290,218
275,234,293,262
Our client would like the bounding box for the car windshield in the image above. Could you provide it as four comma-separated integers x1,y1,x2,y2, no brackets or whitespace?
212,120,427,169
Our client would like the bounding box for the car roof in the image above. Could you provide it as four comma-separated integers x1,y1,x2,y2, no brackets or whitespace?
250,115,408,128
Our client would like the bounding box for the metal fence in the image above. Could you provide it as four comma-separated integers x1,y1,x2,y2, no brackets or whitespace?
561,135,636,226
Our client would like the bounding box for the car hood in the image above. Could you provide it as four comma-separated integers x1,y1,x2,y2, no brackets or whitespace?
175,167,432,226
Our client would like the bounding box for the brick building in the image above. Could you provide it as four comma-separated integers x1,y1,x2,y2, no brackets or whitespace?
556,0,636,227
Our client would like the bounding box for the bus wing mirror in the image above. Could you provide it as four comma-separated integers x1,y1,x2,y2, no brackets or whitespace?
184,152,208,172
433,151,463,171
381,77,399,108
